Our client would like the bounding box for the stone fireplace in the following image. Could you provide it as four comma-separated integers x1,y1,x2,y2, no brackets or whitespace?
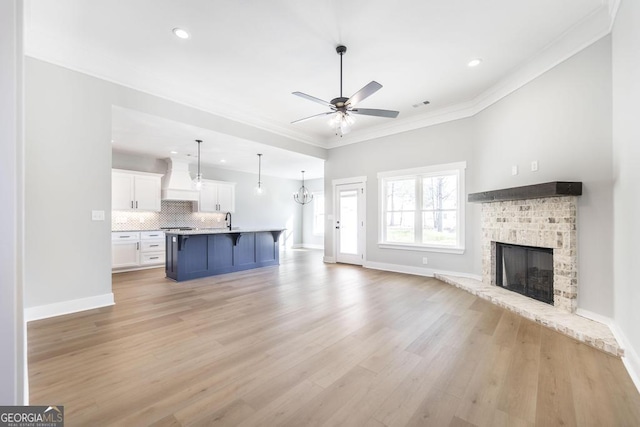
470,182,581,313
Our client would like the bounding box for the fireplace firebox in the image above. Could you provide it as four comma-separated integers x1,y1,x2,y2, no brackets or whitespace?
495,242,553,305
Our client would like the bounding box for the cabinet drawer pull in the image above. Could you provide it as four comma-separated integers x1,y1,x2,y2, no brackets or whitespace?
149,257,159,260
131,201,134,208
149,244,159,247
120,236,130,238
137,242,139,250
148,234,159,237
136,201,138,209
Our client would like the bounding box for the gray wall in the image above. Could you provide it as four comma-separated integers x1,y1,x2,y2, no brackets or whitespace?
324,35,614,317
113,151,304,247
1,0,25,405
612,0,640,372
301,177,325,248
24,57,325,310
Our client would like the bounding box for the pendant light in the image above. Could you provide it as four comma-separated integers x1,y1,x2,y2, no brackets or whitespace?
255,153,263,194
294,171,313,205
193,139,203,190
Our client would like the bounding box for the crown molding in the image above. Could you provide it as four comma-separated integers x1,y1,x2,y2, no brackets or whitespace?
25,1,618,152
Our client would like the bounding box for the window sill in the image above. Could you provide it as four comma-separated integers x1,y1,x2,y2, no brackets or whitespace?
378,243,465,254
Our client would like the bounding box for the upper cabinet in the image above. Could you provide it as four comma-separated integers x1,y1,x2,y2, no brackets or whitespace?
112,169,162,212
195,180,235,213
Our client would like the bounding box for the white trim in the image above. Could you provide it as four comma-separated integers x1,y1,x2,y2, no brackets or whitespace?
377,243,465,254
323,256,336,263
332,176,367,186
364,260,482,281
377,161,467,179
575,308,640,394
112,265,164,273
25,293,115,322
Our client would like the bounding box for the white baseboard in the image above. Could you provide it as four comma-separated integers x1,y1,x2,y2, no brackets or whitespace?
576,308,640,394
25,293,115,322
364,260,482,281
323,256,336,263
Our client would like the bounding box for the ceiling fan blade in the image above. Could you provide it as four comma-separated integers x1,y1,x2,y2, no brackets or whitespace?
292,92,333,108
346,81,383,107
350,108,399,118
291,111,334,124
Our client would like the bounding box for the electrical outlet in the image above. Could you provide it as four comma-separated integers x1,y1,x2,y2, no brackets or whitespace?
201,216,205,222
511,165,518,176
115,216,127,224
531,160,539,172
422,257,428,265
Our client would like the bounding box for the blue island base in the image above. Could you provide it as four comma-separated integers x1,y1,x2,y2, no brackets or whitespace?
165,230,282,282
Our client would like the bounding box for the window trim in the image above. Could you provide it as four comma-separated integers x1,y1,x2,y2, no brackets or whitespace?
377,161,466,254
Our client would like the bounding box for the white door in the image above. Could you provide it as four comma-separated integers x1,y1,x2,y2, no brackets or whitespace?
335,183,365,265
134,175,161,211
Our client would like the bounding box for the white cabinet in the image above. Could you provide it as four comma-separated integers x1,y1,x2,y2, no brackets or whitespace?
112,232,140,269
112,169,162,212
112,231,165,271
195,180,235,213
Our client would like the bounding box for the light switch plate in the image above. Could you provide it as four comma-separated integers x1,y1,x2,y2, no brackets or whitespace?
511,165,518,176
91,210,105,221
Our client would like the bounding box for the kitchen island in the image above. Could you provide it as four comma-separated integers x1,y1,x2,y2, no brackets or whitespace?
165,228,284,282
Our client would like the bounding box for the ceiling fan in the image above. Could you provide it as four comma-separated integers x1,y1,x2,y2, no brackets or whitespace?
292,45,399,136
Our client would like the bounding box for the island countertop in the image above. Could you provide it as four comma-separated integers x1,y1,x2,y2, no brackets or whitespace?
165,227,285,236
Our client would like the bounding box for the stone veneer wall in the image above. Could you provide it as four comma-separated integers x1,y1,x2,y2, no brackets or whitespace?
112,200,227,231
482,196,578,312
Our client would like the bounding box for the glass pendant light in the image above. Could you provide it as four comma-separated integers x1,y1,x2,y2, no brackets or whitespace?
255,153,264,195
193,139,203,190
294,170,313,205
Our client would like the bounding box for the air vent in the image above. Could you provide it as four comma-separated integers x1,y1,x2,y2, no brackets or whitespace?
412,100,431,108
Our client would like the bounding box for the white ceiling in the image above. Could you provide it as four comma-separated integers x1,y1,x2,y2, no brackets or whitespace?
24,0,616,177
111,106,324,180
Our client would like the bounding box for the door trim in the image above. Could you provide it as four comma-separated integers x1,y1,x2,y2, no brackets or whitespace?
333,177,367,265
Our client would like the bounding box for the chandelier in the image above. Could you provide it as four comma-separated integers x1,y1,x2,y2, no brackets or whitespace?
293,171,313,205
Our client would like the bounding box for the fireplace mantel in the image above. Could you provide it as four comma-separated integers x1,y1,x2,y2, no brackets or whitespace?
468,181,582,203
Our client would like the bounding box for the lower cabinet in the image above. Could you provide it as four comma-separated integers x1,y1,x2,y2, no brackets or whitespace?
112,231,165,271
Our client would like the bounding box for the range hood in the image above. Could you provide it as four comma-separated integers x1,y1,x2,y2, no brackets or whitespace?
161,158,199,202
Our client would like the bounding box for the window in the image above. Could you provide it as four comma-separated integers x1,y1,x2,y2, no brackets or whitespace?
378,162,466,253
312,192,325,235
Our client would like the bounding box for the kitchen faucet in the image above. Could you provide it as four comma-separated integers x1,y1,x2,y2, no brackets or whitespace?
225,212,232,230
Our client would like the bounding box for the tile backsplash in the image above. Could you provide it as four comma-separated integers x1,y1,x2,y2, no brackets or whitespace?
112,201,227,231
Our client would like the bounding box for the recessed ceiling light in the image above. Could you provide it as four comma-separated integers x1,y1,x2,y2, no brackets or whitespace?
412,100,431,108
220,159,226,163
172,28,190,39
468,58,482,67
170,150,178,154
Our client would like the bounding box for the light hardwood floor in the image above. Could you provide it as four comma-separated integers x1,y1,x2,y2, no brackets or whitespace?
29,249,640,426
